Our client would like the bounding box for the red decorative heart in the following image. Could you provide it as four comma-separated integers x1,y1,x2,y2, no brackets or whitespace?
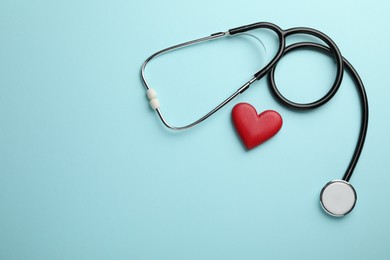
232,103,283,150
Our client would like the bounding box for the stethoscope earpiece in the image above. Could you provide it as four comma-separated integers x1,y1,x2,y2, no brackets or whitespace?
320,180,357,217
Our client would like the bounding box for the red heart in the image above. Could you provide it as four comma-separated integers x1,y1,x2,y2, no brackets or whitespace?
232,103,283,150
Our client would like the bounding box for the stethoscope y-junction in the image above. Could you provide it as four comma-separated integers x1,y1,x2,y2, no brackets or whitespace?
140,22,368,217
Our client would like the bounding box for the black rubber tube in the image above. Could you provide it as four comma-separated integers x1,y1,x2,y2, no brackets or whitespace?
268,42,368,182
229,22,368,182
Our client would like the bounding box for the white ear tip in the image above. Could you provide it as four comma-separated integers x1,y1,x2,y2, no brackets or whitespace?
320,180,357,217
146,88,158,99
146,88,160,109
149,98,160,110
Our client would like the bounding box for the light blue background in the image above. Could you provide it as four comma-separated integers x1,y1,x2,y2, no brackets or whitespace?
1,0,389,259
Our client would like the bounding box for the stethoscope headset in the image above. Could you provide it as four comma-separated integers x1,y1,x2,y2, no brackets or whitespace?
140,22,369,217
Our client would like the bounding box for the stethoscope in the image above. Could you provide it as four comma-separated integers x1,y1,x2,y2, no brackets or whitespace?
140,22,369,217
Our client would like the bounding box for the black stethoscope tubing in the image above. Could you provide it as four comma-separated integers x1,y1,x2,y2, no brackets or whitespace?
229,22,368,182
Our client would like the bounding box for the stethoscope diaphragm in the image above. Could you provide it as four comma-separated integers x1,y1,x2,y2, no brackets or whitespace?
320,180,357,217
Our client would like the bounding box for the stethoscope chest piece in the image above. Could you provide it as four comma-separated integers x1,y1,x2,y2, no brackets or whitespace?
320,180,357,217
